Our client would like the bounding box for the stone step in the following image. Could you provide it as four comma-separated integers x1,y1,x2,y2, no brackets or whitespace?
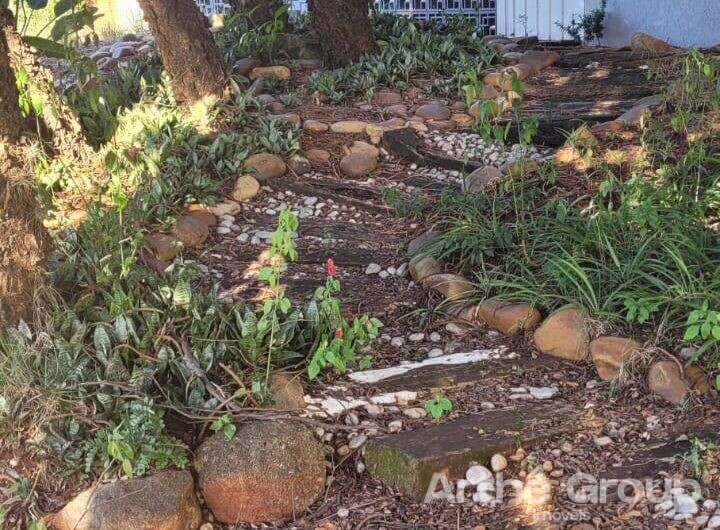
366,356,553,393
365,401,576,499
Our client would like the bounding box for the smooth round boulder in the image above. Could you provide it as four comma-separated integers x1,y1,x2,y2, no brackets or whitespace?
305,149,331,163
533,306,590,361
303,120,330,132
374,90,403,106
173,214,209,247
287,154,312,175
245,153,286,179
232,174,260,202
414,104,451,121
195,420,326,523
590,336,641,381
339,151,378,178
647,361,690,404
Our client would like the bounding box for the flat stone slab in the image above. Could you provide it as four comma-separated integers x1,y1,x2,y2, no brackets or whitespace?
365,402,576,499
370,357,553,392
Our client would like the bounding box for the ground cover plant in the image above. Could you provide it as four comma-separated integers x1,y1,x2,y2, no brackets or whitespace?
428,50,720,374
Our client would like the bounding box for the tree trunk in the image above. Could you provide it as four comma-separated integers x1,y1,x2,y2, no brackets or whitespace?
230,0,288,27
308,0,377,68
0,8,49,327
138,0,226,104
1,8,90,157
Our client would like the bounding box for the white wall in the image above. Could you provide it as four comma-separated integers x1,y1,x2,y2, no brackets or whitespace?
496,0,585,41
590,0,720,48
498,0,720,47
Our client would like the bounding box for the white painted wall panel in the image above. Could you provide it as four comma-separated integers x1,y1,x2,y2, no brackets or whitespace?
497,0,584,40
589,0,720,48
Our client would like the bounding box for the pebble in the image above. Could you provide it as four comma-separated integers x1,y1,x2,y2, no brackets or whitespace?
445,323,466,335
408,332,425,342
480,402,496,410
466,465,493,486
427,348,444,358
594,436,613,448
703,500,718,512
490,454,508,472
674,494,699,515
390,337,405,348
527,386,559,400
396,263,408,276
356,460,366,473
707,515,720,529
364,404,382,416
349,435,367,450
366,263,382,275
654,500,673,513
388,420,402,432
217,226,231,235
403,407,427,419
337,507,350,518
429,332,442,342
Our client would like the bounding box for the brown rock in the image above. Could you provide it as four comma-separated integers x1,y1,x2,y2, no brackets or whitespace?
268,373,305,409
51,470,201,530
647,361,690,404
348,140,380,158
249,65,291,80
339,151,378,178
305,149,331,163
451,113,474,126
174,214,209,248
147,233,182,261
275,113,301,126
468,98,510,120
374,90,403,106
245,153,286,179
591,120,625,135
518,50,560,71
232,174,261,202
366,118,406,137
330,120,369,134
386,104,409,117
409,255,442,282
427,120,456,130
195,421,325,523
590,337,641,381
414,104,451,121
630,32,676,56
208,201,241,216
502,52,524,65
466,166,504,193
533,306,590,361
422,273,475,301
474,300,541,336
185,205,216,227
478,84,501,100
287,154,311,175
303,120,329,133
685,366,712,394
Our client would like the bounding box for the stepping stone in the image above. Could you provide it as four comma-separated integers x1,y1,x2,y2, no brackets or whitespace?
365,402,576,499
368,357,553,393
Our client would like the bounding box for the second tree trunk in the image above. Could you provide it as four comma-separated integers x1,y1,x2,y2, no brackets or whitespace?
308,0,377,68
138,0,226,104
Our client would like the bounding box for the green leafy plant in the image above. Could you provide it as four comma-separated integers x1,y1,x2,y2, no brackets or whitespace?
684,301,720,375
307,259,382,379
556,0,608,45
210,414,237,440
424,392,453,420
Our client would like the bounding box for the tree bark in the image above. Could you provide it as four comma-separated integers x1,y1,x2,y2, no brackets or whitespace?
138,0,226,104
230,0,288,27
308,0,377,68
1,8,89,157
0,8,49,327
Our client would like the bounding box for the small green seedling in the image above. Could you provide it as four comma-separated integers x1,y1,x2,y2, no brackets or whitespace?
424,393,453,420
210,414,237,440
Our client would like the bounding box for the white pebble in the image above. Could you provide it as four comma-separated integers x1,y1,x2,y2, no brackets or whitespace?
490,454,507,472
466,465,493,486
365,263,382,275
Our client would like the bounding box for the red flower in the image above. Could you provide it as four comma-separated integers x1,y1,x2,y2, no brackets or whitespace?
326,258,337,276
335,328,344,340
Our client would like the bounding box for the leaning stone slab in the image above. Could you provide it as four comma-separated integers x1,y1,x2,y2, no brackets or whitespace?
365,402,576,498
